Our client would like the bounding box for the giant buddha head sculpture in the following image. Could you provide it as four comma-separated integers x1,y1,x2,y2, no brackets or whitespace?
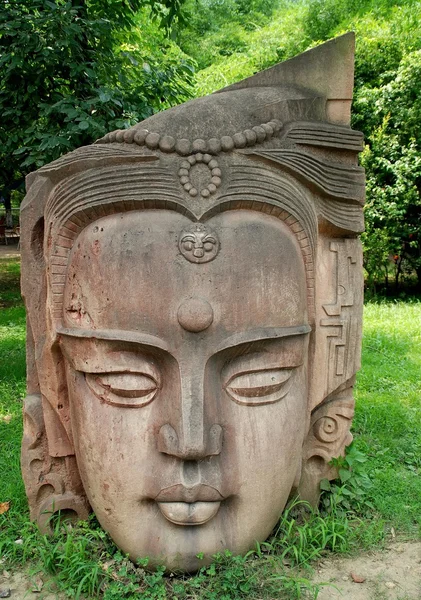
21,34,364,571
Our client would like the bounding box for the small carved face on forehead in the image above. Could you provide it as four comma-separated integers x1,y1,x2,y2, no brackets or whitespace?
58,208,310,570
179,223,219,264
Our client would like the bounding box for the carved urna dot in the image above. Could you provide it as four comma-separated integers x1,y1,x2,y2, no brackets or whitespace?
21,34,364,571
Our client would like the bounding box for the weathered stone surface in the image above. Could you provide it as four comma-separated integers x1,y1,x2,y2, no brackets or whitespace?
21,33,364,571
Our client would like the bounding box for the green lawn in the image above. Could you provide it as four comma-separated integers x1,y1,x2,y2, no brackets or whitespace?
0,255,420,599
355,301,421,534
0,257,27,538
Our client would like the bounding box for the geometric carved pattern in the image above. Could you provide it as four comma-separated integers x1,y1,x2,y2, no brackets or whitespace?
320,239,362,393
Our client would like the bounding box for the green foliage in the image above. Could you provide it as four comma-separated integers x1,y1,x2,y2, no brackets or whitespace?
178,0,279,69
0,0,193,203
319,444,374,516
358,50,421,290
264,500,351,564
190,2,308,95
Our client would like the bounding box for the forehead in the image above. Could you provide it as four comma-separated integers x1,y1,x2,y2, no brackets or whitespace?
62,210,308,345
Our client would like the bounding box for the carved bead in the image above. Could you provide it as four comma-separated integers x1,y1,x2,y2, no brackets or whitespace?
208,183,217,193
187,155,197,165
184,183,192,191
208,138,222,154
208,160,218,169
203,154,212,164
189,187,198,196
159,135,176,152
220,136,234,151
233,132,247,148
252,126,266,142
193,139,207,153
180,161,191,170
134,129,149,145
123,129,136,143
211,168,222,177
195,153,204,162
269,119,283,132
211,176,221,186
176,139,192,156
201,189,210,198
180,176,189,185
244,129,257,145
262,123,274,135
178,169,189,177
145,132,160,149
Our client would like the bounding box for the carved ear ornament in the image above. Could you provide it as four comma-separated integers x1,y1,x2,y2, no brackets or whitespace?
96,120,283,156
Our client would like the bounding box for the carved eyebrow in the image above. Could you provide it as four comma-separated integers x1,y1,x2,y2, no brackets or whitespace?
57,324,310,356
57,327,169,352
215,325,311,354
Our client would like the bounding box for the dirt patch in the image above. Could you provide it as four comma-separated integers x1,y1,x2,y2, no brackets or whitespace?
0,244,20,259
0,569,68,600
313,542,421,600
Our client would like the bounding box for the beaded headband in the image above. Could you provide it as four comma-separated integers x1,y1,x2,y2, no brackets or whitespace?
96,119,283,156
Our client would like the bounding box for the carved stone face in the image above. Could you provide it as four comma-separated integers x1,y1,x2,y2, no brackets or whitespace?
58,209,310,570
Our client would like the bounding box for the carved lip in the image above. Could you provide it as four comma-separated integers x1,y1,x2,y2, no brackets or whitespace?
157,501,221,526
155,484,224,503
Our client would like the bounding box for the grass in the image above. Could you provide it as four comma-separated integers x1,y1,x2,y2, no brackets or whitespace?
354,301,421,535
0,256,27,555
0,254,420,598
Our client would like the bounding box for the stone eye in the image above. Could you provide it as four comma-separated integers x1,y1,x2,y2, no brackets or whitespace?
204,242,214,252
85,372,159,408
224,369,293,406
183,241,193,251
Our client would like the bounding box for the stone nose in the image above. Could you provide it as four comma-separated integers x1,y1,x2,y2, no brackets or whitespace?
157,360,223,459
193,240,205,258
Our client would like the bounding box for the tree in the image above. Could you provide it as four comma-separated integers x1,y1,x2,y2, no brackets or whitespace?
0,0,193,218
359,50,421,289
